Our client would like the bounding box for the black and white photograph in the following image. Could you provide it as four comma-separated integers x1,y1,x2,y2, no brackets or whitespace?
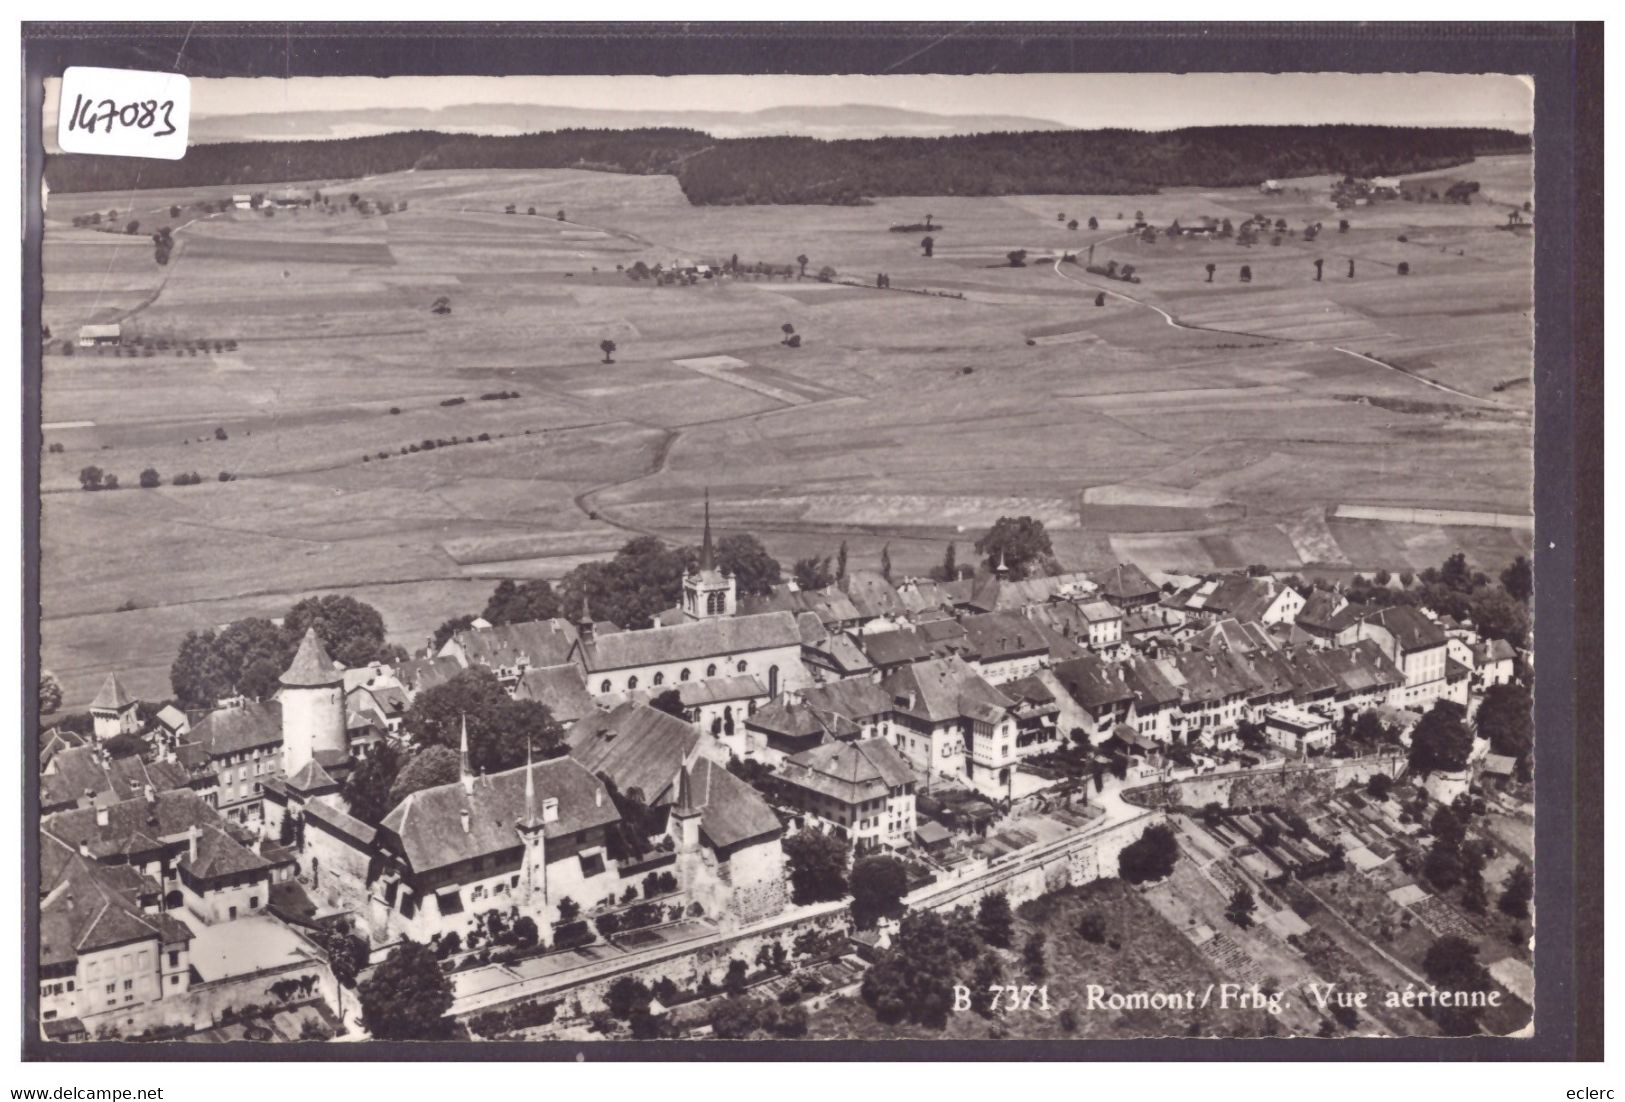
17,22,1601,1069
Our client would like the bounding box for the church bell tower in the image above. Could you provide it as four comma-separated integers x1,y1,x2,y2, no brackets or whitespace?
683,489,736,621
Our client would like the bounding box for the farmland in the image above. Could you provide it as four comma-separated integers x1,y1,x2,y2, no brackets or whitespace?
39,156,1533,707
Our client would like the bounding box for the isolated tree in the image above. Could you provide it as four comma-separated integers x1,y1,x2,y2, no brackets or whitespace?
1397,262,1411,276
650,688,685,719
850,855,909,928
783,829,849,904
1476,682,1534,760
78,465,104,492
1499,865,1533,920
920,236,935,258
1338,218,1350,233
781,323,796,344
880,544,893,583
1067,219,1079,231
38,672,62,717
977,891,1014,948
139,468,161,489
359,938,456,1040
1366,771,1394,800
795,254,809,278
1119,823,1179,884
816,266,836,283
935,541,958,582
1087,216,1098,230
599,339,617,364
1094,292,1105,307
1314,258,1324,281
716,533,782,597
1226,887,1257,928
836,540,849,580
1240,265,1252,283
431,296,452,315
1348,258,1356,278
1501,555,1533,603
556,210,566,221
1205,263,1216,283
1006,249,1028,268
1408,700,1474,776
975,515,1053,580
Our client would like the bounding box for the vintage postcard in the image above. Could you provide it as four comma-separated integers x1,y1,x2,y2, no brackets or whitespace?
23,26,1579,1059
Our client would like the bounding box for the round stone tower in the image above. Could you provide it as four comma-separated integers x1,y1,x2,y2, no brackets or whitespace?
279,627,347,776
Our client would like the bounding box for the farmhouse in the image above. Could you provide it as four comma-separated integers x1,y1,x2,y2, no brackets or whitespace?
1167,574,1304,626
76,324,121,348
1088,563,1161,609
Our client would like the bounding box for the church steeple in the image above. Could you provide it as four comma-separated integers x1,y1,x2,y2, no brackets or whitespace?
577,594,595,647
698,488,715,573
682,488,736,622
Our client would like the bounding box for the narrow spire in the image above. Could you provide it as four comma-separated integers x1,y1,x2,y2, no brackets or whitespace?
522,740,538,828
698,488,715,572
578,593,592,627
674,762,698,816
994,549,1009,577
459,714,473,795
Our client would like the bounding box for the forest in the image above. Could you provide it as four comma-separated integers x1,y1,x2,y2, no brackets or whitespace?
45,124,1529,206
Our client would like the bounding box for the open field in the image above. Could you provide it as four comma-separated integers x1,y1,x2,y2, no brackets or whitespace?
40,158,1532,707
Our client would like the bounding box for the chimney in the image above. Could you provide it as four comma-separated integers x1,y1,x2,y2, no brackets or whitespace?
65,893,75,912
542,796,559,824
460,808,471,834
143,783,156,804
187,824,199,863
95,805,109,828
595,787,603,808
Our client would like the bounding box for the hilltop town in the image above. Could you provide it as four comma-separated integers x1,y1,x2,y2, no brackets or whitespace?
36,502,1535,1043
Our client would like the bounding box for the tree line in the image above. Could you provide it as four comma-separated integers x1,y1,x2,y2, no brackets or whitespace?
46,125,1527,207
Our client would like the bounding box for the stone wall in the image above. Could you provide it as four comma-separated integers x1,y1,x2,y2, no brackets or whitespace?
1126,755,1405,812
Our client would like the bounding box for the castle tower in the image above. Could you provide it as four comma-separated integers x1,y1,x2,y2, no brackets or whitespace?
89,673,140,741
682,489,736,621
516,742,547,912
279,628,347,776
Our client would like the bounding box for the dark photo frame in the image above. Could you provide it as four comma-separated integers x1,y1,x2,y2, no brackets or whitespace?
19,21,1602,1063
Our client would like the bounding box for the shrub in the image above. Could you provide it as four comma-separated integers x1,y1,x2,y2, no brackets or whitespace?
139,468,160,489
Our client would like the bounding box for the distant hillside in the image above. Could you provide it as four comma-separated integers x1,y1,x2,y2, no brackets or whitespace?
184,102,1075,144
44,125,1529,205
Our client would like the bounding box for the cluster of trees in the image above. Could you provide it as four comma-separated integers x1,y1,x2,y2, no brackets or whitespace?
152,225,174,266
1342,551,1531,646
859,892,1018,1026
783,828,850,905
47,125,1527,208
1407,700,1475,776
357,937,457,1040
77,466,119,491
169,594,403,708
974,515,1055,581
1118,823,1180,884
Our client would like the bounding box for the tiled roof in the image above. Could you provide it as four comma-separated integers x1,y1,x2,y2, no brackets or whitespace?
796,678,894,723
1120,656,1183,707
784,738,914,806
193,700,282,757
90,673,137,712
883,656,1013,725
678,757,782,851
1088,562,1159,603
394,655,466,695
859,628,935,668
839,570,908,621
513,664,596,725
448,618,580,672
303,799,378,846
280,628,342,688
379,757,618,875
579,612,800,671
745,698,857,742
44,789,219,857
155,704,190,731
565,702,699,804
1051,655,1135,711
959,611,1050,662
182,825,271,880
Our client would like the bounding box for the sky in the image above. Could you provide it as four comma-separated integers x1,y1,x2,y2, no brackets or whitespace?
44,72,1534,138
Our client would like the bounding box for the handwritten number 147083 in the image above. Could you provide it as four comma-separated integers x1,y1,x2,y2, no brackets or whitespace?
66,93,177,138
